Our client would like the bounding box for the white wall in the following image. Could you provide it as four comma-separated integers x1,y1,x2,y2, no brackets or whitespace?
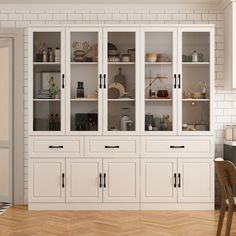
0,5,227,203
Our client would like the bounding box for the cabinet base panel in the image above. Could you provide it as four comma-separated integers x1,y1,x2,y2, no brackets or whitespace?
28,202,214,211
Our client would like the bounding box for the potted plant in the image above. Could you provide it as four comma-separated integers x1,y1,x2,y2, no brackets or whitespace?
48,76,60,99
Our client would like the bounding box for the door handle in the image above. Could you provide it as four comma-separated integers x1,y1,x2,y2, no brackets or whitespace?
62,173,65,188
174,173,177,188
103,74,106,89
174,74,177,89
103,173,106,188
62,74,65,89
105,145,120,149
49,145,64,149
99,173,102,188
170,145,185,149
178,173,181,188
99,74,102,89
178,74,181,89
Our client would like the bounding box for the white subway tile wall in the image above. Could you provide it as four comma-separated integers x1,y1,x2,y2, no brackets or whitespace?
0,9,226,203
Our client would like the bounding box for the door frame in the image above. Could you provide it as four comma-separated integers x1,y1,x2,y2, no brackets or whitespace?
0,28,24,204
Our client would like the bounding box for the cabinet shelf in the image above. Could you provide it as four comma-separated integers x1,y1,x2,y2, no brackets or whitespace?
108,62,135,65
145,98,172,102
145,62,172,65
71,62,98,65
182,99,210,102
33,99,60,102
182,62,210,65
70,98,98,102
33,62,60,66
108,99,135,102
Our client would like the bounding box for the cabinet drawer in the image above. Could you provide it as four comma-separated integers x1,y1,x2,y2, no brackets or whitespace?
29,137,84,157
85,137,139,157
141,137,213,157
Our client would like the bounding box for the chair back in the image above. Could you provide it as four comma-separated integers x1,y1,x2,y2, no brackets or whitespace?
215,160,236,206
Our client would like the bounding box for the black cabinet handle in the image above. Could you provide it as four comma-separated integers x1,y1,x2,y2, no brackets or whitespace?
62,74,65,89
103,74,106,89
178,74,181,89
178,173,181,188
99,173,102,188
62,173,65,188
99,74,102,89
174,173,177,188
103,173,106,188
105,145,120,149
174,74,177,89
49,145,64,149
170,145,185,149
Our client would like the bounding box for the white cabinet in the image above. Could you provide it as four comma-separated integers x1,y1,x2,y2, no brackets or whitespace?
141,158,214,203
66,159,102,203
224,2,236,88
103,159,139,203
141,159,177,202
177,159,214,203
29,159,65,202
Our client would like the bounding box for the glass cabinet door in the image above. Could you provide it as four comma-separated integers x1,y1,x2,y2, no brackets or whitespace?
31,28,65,133
103,28,139,134
178,28,213,134
66,28,102,134
142,28,177,135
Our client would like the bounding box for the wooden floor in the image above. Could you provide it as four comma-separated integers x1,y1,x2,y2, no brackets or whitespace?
0,206,236,236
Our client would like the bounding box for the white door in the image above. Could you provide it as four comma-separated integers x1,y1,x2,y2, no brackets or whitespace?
65,27,103,135
140,27,178,136
141,159,177,202
102,27,140,135
0,39,13,203
103,159,139,202
66,159,102,202
29,159,65,202
177,27,214,135
177,159,214,203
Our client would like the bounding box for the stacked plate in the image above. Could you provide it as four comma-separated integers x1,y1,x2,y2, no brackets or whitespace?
37,89,52,99
108,43,120,62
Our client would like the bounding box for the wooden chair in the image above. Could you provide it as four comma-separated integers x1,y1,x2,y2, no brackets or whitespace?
215,160,236,236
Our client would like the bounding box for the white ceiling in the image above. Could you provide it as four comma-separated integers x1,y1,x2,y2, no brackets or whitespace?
0,0,223,4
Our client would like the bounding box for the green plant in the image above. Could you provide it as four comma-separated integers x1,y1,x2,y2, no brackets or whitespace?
48,77,60,97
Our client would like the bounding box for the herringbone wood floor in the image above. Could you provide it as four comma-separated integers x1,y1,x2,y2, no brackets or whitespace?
0,206,236,236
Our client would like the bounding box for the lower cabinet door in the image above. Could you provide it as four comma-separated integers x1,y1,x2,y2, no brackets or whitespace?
103,159,139,203
66,159,102,202
141,159,177,202
177,159,214,203
29,159,65,202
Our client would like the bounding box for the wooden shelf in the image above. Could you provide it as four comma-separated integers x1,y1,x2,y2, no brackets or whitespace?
145,98,172,102
71,98,98,101
182,99,210,102
33,99,60,101
108,99,135,102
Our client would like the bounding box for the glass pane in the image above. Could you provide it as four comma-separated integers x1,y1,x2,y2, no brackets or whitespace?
182,32,210,132
33,32,61,131
144,32,173,132
107,32,136,132
70,32,99,131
